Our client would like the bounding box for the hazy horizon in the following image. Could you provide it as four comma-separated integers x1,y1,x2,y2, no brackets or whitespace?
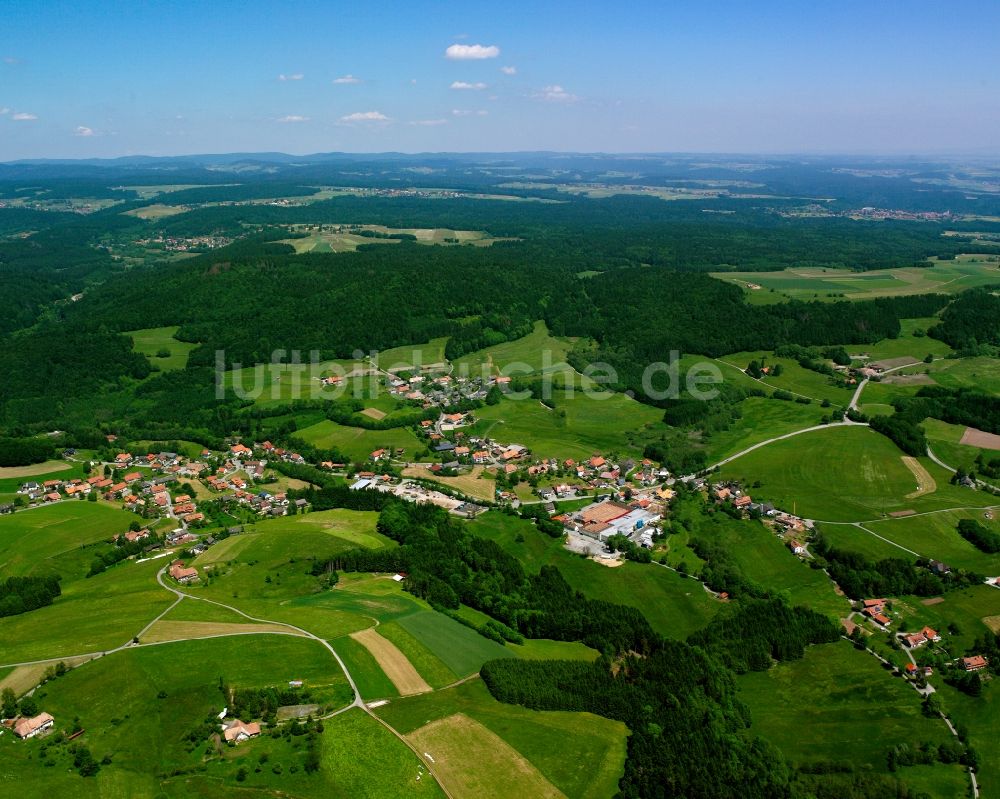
2,0,999,160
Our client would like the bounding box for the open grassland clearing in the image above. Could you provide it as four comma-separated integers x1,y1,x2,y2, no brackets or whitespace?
140,619,299,644
377,678,627,799
279,224,508,254
376,620,460,688
470,511,719,639
469,389,665,461
700,396,826,463
349,627,432,696
717,425,994,522
739,640,967,795
864,508,1000,574
126,325,199,371
948,687,1000,799
0,460,73,480
0,501,135,578
295,418,423,461
713,257,1000,302
122,202,191,219
0,557,173,663
686,512,846,617
408,713,565,799
901,456,936,498
721,350,854,405
375,336,449,371
0,636,368,799
396,610,511,677
452,321,577,377
924,355,1000,395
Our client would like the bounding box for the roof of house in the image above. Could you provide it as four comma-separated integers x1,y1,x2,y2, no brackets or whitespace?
223,719,261,742
579,502,631,525
13,712,54,738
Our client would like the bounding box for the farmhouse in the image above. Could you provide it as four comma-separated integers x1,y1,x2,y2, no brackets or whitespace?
13,712,54,739
169,560,199,583
223,719,261,743
963,655,988,672
903,631,928,648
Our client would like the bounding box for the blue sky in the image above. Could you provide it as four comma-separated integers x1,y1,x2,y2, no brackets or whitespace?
1,0,998,159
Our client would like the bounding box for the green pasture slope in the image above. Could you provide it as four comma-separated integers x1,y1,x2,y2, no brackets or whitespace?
740,640,968,797
469,389,665,460
295,419,423,461
718,425,995,522
0,636,440,799
375,678,628,799
451,320,577,377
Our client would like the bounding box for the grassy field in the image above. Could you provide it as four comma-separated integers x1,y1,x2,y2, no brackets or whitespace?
0,556,173,663
863,508,1000,574
665,507,847,618
701,396,826,463
295,419,423,461
925,355,1000,395
126,325,199,371
452,321,577,378
375,336,449,370
718,425,995,522
947,684,1000,798
890,584,1000,654
408,713,563,799
720,351,854,405
923,417,996,474
0,636,409,799
469,389,665,460
0,460,86,498
396,610,511,677
376,678,627,799
713,256,1000,302
0,502,135,577
739,640,967,794
470,511,719,639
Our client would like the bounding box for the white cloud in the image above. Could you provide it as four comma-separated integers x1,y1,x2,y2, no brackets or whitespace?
534,84,578,103
276,115,310,123
409,118,448,126
340,111,389,123
2,56,18,65
450,81,487,91
11,112,37,120
500,66,516,75
332,74,361,84
451,109,489,117
445,43,499,60
74,126,95,137
277,73,304,81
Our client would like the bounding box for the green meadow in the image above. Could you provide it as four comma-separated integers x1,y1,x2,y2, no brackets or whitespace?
469,389,665,460
375,678,628,799
739,640,967,796
126,325,198,371
718,425,995,522
863,508,1000,574
713,256,1000,302
0,636,421,799
452,320,577,377
295,419,423,461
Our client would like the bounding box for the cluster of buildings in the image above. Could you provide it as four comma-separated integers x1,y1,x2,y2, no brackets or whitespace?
133,234,233,251
861,598,892,628
559,498,663,547
3,712,55,740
